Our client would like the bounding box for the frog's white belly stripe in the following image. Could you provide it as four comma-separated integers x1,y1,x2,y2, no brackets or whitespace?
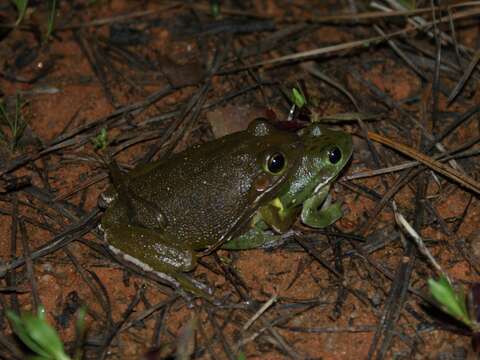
108,245,180,286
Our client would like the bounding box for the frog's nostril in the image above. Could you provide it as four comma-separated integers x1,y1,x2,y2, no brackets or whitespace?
291,141,302,149
253,174,273,192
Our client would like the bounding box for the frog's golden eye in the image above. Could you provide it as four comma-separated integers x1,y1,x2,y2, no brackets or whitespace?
266,152,286,174
328,147,342,164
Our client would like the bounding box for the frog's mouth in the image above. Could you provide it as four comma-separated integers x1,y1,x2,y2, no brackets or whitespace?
313,177,332,195
311,178,335,211
313,182,325,195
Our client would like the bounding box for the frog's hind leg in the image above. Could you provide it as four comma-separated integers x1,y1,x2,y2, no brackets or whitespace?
104,224,213,301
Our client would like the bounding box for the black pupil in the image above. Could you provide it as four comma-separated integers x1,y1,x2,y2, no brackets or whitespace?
268,153,285,173
328,147,342,164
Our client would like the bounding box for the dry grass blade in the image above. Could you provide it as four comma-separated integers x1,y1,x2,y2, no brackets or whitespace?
309,2,480,22
302,62,359,109
57,4,182,30
243,294,278,331
250,6,480,68
253,29,408,67
367,131,480,195
446,49,480,105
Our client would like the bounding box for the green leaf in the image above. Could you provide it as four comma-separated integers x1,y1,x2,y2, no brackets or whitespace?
398,0,416,10
291,88,306,108
46,0,57,40
73,306,87,360
428,276,472,327
6,308,71,360
6,311,50,357
23,316,66,358
210,0,220,18
93,128,108,150
237,352,247,360
0,94,28,151
12,0,29,26
75,306,87,337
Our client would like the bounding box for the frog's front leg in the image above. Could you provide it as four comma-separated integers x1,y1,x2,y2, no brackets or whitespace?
222,227,286,250
223,205,296,250
103,220,213,301
300,185,343,228
258,198,297,234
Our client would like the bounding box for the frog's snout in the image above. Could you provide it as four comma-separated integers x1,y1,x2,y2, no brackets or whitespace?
253,173,274,193
293,139,303,148
289,138,304,153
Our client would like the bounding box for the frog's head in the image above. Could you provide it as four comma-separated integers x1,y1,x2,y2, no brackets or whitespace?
237,118,304,205
280,124,353,208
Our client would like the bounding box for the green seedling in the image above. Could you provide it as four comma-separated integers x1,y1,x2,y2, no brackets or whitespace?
93,128,109,150
72,306,87,360
0,94,28,151
46,0,57,40
398,0,416,10
11,0,29,25
428,277,480,352
210,0,220,18
6,306,71,360
291,87,307,109
287,86,309,122
10,0,57,41
237,352,247,360
428,276,473,328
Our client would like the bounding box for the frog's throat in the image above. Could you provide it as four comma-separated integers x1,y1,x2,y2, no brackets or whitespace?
270,197,288,221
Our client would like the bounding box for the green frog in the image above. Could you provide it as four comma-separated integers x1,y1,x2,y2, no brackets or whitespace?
224,124,353,249
100,119,352,297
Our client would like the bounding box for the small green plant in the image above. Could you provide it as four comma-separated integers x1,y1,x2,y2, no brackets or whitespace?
0,94,28,151
398,0,416,10
93,127,109,150
46,0,57,40
11,0,29,25
428,276,473,327
291,87,307,109
10,0,57,41
6,305,87,360
428,277,480,352
73,306,87,360
6,306,71,360
286,86,310,122
210,0,220,18
237,352,247,360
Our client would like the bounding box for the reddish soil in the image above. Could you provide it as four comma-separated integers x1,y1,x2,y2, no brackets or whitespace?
0,1,479,359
